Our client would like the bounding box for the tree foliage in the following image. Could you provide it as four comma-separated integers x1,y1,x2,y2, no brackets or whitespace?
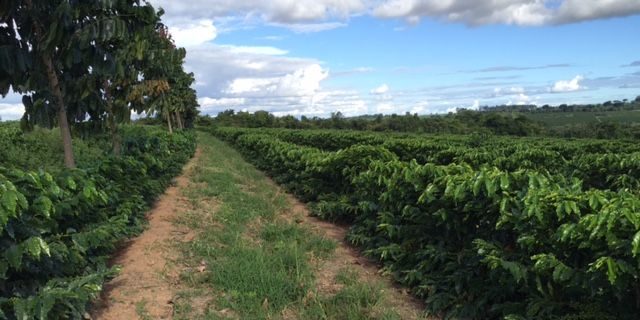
0,1,199,167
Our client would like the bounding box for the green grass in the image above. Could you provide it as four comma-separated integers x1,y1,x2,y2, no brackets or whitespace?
173,132,420,319
135,300,153,320
175,132,325,319
302,268,403,320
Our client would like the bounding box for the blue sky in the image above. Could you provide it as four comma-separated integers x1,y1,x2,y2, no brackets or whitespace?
1,0,640,119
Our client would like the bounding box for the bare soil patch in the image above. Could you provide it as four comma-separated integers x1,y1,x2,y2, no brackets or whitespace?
91,149,201,320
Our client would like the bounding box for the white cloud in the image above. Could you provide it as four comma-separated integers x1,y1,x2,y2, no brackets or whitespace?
372,0,640,26
222,45,288,56
507,93,533,105
0,103,25,121
169,20,217,47
184,45,369,117
551,75,584,93
375,102,397,114
269,22,347,33
509,86,525,94
199,97,246,107
471,99,481,110
554,0,640,24
182,42,319,94
371,84,390,95
373,0,550,26
150,0,365,25
227,64,329,97
410,101,430,114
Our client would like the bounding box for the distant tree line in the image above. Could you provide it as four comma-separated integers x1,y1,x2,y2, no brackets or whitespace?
197,96,640,140
478,96,640,113
199,109,545,137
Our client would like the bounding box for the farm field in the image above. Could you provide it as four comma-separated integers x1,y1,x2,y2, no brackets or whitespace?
2,1,640,319
207,126,640,320
87,130,429,319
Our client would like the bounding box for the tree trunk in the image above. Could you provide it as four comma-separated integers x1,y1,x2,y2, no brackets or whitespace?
43,52,76,168
103,81,121,156
167,112,173,134
26,0,75,168
175,111,183,130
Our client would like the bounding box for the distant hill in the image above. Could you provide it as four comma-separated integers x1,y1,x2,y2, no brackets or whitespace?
521,109,640,127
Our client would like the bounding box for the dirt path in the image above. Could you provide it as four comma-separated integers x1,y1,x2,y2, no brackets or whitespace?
91,135,427,319
283,195,428,319
91,149,201,320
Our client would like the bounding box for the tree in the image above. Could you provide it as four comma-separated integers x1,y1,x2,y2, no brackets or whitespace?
1,0,75,167
1,0,161,166
132,26,198,133
94,3,160,155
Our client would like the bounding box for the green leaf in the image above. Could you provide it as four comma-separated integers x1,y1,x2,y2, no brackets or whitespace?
632,230,640,257
606,258,618,284
1,189,18,213
569,201,579,215
34,196,53,218
14,298,30,320
83,186,93,199
485,178,497,195
500,174,510,190
588,193,599,209
25,237,50,258
5,245,22,269
67,178,77,190
500,198,509,213
473,172,484,195
38,294,55,320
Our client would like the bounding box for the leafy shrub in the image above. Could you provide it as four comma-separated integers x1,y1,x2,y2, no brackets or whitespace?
0,126,196,319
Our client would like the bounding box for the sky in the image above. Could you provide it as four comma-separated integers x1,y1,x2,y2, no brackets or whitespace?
1,0,640,120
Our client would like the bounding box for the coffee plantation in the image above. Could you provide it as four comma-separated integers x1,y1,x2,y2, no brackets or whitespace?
209,126,640,320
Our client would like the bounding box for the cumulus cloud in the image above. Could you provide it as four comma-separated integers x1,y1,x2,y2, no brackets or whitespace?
551,75,584,93
168,20,217,47
222,45,288,56
507,93,534,105
372,0,640,26
227,64,329,97
150,0,365,24
410,101,430,114
181,42,373,117
150,0,640,29
199,97,247,113
371,84,390,95
0,103,25,121
553,0,640,24
493,86,525,96
269,22,348,33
